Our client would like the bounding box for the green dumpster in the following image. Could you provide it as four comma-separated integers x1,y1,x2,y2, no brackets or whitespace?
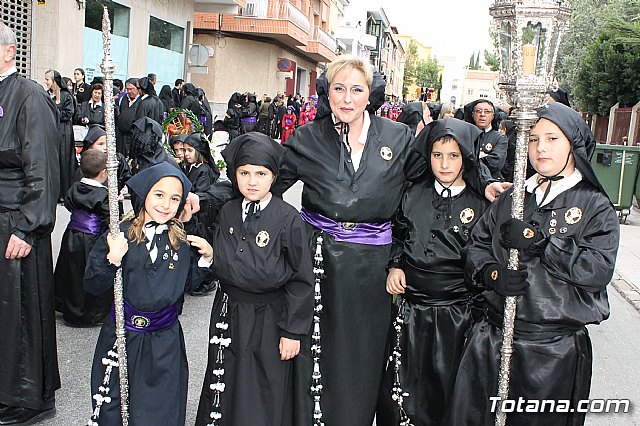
591,144,640,223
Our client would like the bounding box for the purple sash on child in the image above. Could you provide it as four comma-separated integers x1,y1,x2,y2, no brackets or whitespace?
110,300,178,333
68,209,102,235
299,207,392,246
241,116,257,123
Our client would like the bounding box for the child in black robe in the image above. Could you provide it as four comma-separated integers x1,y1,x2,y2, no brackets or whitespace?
85,162,213,425
377,118,490,425
446,102,619,425
182,132,221,296
54,150,110,327
195,132,314,426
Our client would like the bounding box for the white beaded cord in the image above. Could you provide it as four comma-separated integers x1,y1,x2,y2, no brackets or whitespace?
311,234,325,426
390,297,413,426
207,293,230,426
87,343,119,426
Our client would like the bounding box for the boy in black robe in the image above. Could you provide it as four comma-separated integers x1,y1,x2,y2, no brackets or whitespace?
447,102,619,425
54,150,110,327
377,118,490,426
195,132,314,426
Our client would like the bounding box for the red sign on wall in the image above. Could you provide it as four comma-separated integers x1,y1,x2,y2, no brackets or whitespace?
277,58,293,72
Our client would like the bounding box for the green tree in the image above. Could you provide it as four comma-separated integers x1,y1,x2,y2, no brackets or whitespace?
605,16,640,44
402,40,419,98
556,0,640,96
573,29,640,115
484,49,499,71
402,40,440,98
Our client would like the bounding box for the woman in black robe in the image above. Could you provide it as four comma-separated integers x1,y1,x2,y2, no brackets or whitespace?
86,162,212,425
45,69,76,199
273,55,425,426
376,118,489,425
195,132,314,426
72,67,92,104
159,84,176,113
446,102,619,425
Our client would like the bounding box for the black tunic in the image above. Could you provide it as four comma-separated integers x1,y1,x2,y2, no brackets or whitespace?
476,129,508,181
135,94,166,125
184,163,220,237
195,196,314,426
377,183,489,426
273,114,423,426
55,90,78,198
54,181,110,326
86,223,209,425
117,95,140,156
75,100,105,126
0,73,61,410
74,81,92,104
447,182,619,426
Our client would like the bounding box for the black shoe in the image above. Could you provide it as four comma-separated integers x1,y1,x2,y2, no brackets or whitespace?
0,406,55,425
189,280,217,297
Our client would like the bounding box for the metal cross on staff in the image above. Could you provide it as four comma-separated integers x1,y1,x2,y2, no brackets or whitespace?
488,1,571,425
100,6,130,425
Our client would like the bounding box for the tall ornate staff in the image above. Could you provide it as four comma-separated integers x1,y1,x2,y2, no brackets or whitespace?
488,1,571,425
100,6,130,425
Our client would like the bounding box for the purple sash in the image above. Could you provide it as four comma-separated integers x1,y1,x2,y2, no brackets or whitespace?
68,210,102,235
110,300,178,333
300,207,392,246
241,116,257,123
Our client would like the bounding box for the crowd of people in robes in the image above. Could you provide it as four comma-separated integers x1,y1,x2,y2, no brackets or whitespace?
0,18,622,426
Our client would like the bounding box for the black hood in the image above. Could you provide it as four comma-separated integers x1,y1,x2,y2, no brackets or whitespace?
126,161,191,215
138,76,157,96
222,132,285,190
82,124,106,152
535,102,604,194
396,102,424,126
52,70,70,93
314,68,386,121
184,132,215,167
228,92,244,109
411,118,482,183
463,99,499,130
129,117,163,158
183,83,198,97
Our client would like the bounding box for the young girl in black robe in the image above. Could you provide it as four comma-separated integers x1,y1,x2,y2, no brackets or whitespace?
447,102,619,425
54,150,110,327
195,132,314,426
377,118,489,426
85,162,213,425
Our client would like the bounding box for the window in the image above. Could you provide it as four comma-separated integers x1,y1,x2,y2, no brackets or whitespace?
85,0,130,38
2,0,32,77
149,17,184,53
467,89,474,96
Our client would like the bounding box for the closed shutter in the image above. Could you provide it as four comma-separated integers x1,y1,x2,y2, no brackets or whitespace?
1,0,32,78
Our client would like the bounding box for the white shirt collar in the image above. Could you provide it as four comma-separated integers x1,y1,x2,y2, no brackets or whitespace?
434,180,466,197
525,169,583,207
0,66,18,81
80,177,106,188
241,193,272,222
331,112,370,146
89,99,103,108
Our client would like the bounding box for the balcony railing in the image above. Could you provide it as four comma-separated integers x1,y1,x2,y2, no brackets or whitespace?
239,0,310,33
310,26,336,50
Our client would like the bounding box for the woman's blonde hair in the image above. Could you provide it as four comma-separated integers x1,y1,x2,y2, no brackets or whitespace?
125,211,187,250
45,70,61,105
438,102,456,119
325,55,374,90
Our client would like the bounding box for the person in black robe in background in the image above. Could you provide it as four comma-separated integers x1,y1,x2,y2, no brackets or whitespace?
172,78,184,107
117,78,139,156
195,132,314,426
86,162,212,426
377,118,489,426
128,117,177,175
134,76,165,124
72,67,92,104
159,84,175,113
0,23,61,424
198,87,213,137
75,83,105,127
180,82,202,118
464,99,508,181
54,150,111,327
272,55,425,426
45,69,77,200
446,102,619,426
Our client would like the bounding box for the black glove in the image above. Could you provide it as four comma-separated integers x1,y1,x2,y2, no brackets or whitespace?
482,262,529,297
499,218,547,255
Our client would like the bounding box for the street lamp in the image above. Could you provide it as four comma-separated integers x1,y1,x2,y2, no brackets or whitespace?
488,1,571,426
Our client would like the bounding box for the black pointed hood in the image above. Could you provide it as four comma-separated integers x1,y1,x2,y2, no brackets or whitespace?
411,118,482,183
222,132,285,190
535,102,604,195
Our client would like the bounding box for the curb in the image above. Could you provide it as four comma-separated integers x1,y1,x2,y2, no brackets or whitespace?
611,274,640,312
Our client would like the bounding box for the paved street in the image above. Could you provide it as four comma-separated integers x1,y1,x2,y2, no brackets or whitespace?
37,184,639,425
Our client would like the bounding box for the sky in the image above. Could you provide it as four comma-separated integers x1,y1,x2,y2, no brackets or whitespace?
378,0,495,65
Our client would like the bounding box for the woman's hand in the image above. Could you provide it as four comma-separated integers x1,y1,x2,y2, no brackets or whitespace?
279,337,300,361
187,235,213,263
386,267,407,295
106,231,128,265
